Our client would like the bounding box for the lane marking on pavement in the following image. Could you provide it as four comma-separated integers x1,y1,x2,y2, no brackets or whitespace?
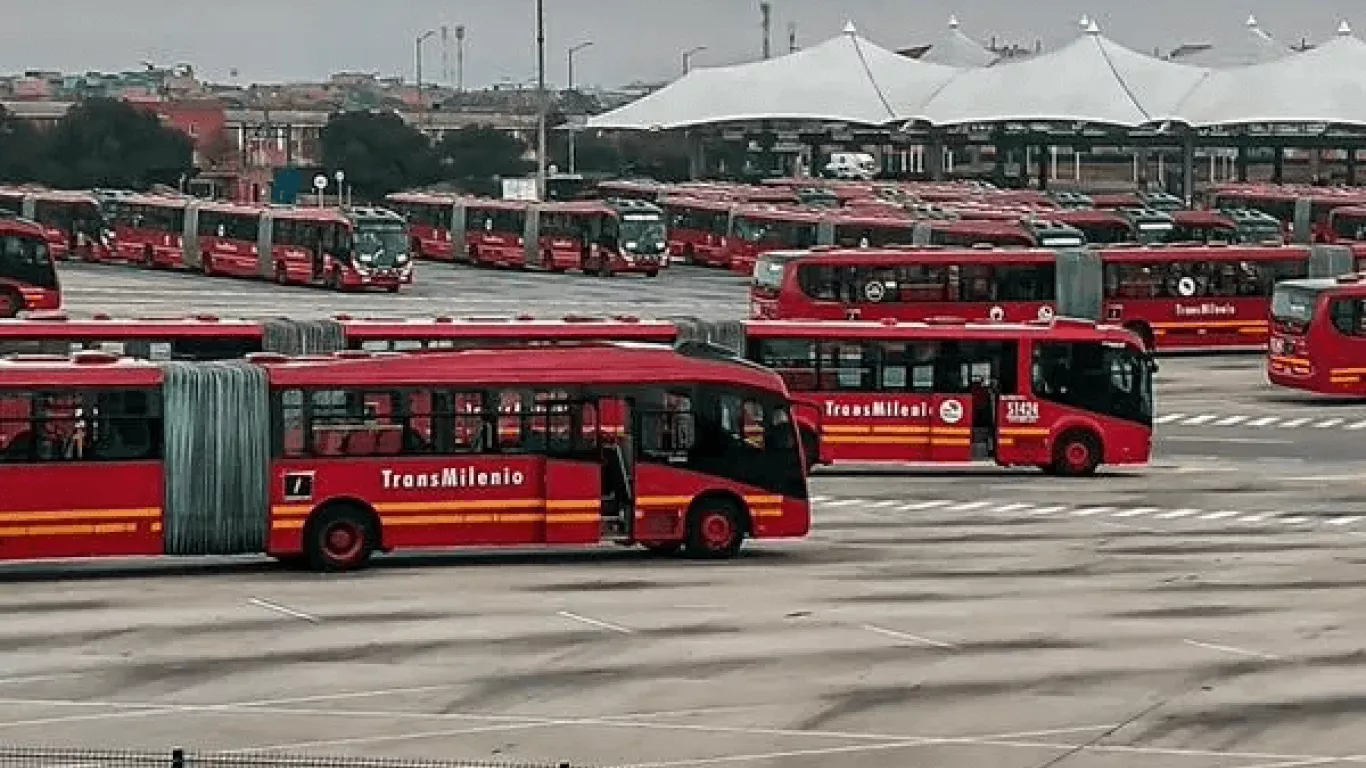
557,611,633,634
1183,639,1282,661
247,597,319,624
860,624,956,649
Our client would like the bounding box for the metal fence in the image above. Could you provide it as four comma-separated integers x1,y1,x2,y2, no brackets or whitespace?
0,747,581,768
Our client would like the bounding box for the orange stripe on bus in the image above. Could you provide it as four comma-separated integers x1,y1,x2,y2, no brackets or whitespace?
0,523,140,537
1150,320,1268,330
999,427,1050,437
0,508,161,523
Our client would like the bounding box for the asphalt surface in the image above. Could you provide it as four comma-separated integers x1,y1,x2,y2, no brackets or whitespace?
0,260,1360,767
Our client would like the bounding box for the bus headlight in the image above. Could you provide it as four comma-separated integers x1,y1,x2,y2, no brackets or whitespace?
359,253,373,263
396,253,409,264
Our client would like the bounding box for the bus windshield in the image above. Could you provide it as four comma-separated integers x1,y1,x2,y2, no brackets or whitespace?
1270,285,1320,333
1032,340,1154,427
353,222,409,268
753,255,790,294
619,213,668,255
0,233,56,289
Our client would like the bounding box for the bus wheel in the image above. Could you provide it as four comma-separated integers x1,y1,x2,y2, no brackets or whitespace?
1124,322,1156,352
201,253,214,276
800,428,821,472
274,263,289,285
597,260,613,278
0,289,22,318
142,247,156,269
304,504,377,572
327,269,344,292
685,500,745,559
1051,430,1101,477
645,269,659,278
642,541,683,556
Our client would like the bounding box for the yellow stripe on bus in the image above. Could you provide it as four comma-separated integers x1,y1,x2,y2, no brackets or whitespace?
0,508,161,524
1150,320,1268,330
0,523,140,537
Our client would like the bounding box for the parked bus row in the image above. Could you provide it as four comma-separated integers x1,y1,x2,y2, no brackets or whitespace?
749,242,1361,352
385,194,668,278
0,187,104,261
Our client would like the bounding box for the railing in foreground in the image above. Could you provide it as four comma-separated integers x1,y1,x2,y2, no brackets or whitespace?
0,747,582,768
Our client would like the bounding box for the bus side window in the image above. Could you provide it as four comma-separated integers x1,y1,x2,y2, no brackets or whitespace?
1330,298,1365,336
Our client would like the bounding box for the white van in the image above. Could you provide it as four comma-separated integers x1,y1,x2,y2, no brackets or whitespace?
823,152,878,180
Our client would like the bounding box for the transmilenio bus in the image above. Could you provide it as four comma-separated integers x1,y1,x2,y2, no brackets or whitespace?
0,215,60,318
0,343,809,570
1268,273,1366,396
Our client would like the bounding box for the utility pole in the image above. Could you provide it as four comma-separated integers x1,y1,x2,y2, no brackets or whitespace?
760,2,772,59
441,26,451,84
416,30,436,118
535,0,548,201
682,45,707,75
567,41,593,175
455,25,466,91
788,22,797,53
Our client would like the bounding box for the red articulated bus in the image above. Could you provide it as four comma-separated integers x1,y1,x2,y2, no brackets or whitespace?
0,314,680,360
384,191,466,262
103,194,193,268
739,318,1154,475
1267,273,1366,396
751,243,1323,351
0,343,809,570
0,188,107,261
661,196,735,267
0,216,60,318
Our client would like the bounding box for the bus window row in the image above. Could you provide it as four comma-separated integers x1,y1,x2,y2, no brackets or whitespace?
749,338,1020,395
0,388,162,463
107,204,184,233
198,211,259,241
1103,260,1307,300
797,264,1056,304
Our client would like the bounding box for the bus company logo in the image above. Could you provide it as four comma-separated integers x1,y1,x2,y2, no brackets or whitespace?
823,399,927,418
1174,303,1236,317
380,465,527,490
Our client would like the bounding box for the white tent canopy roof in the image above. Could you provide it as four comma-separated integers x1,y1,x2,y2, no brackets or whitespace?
584,24,959,130
1170,15,1293,67
1176,29,1366,126
919,16,999,67
917,22,1209,127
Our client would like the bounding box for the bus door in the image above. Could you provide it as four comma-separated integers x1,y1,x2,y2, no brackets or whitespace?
929,344,982,463
527,390,603,545
595,396,634,540
450,202,468,262
524,206,544,268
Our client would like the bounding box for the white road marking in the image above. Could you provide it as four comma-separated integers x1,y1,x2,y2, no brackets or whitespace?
1280,516,1311,525
1214,415,1249,426
1162,436,1293,445
1247,416,1280,427
993,503,1034,513
1347,421,1366,430
820,499,863,508
860,624,956,649
1180,414,1217,425
1199,510,1242,521
1157,508,1202,519
868,499,901,508
0,672,90,686
1112,507,1158,518
1026,505,1067,516
809,495,833,503
1236,515,1270,524
557,610,633,634
1279,417,1312,429
1154,413,1185,424
897,500,951,510
247,597,319,624
946,501,990,512
1070,506,1115,517
1325,516,1363,526
1314,418,1345,429
1183,638,1282,661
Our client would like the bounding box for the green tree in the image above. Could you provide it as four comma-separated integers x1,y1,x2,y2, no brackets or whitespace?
550,131,624,175
42,98,194,189
432,126,533,195
0,106,49,183
319,110,434,201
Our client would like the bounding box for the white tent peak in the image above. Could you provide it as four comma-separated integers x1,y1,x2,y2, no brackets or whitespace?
1078,15,1091,29
1085,19,1101,35
1338,20,1352,36
842,20,858,36
920,15,998,67
1245,15,1258,28
947,15,960,29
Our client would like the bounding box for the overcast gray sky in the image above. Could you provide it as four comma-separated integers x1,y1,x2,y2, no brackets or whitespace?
4,0,1362,87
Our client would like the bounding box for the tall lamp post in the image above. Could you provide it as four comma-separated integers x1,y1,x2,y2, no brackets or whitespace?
682,45,707,74
415,29,437,117
566,41,593,175
535,0,548,201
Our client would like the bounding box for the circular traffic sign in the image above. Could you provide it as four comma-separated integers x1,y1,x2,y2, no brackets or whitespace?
313,174,329,191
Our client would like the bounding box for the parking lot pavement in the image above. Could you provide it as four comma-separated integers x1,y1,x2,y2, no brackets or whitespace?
0,492,1364,768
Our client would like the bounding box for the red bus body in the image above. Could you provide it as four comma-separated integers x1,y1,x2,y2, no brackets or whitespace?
751,244,1316,351
661,196,735,267
742,318,1154,474
727,206,824,277
0,188,107,261
1267,274,1366,396
0,344,808,568
0,216,61,317
1209,184,1366,244
384,191,465,262
105,194,192,268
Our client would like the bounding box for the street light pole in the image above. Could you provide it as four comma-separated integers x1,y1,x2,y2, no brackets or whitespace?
567,41,593,175
535,0,548,201
682,45,707,74
416,30,436,119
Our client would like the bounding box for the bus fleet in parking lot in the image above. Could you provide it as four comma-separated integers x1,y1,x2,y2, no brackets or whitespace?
0,175,1363,570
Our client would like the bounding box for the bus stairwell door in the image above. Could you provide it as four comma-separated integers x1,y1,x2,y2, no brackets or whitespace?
524,206,544,268
182,203,202,270
256,214,275,280
1056,248,1102,321
543,395,605,545
597,397,634,541
1293,199,1313,245
450,203,468,262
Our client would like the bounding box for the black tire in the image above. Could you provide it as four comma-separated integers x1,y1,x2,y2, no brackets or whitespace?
685,499,746,560
142,246,156,269
304,504,377,573
201,252,214,276
642,541,683,556
327,268,344,292
597,258,613,278
645,270,659,278
274,263,288,285
1124,322,1156,352
0,288,23,319
1050,430,1102,477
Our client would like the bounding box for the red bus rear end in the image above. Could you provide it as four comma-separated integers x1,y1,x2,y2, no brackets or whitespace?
0,216,60,317
1267,274,1366,396
727,206,822,277
661,196,734,267
743,318,1154,475
385,192,461,262
106,195,192,268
